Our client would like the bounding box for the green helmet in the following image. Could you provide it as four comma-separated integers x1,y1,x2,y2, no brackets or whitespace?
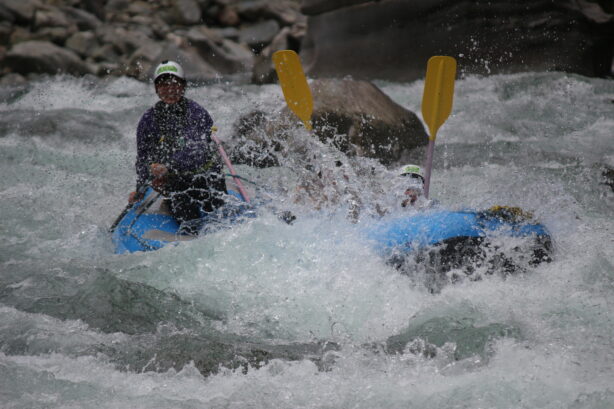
399,164,424,181
154,60,185,82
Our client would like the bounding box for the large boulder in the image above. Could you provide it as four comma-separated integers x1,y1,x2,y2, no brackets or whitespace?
239,19,280,52
231,78,428,166
0,22,12,45
155,43,221,83
300,0,614,81
169,0,202,25
186,26,254,74
4,40,91,76
80,0,106,21
251,26,292,84
237,0,305,26
308,78,428,163
95,26,155,57
60,6,103,31
0,0,41,24
65,31,98,58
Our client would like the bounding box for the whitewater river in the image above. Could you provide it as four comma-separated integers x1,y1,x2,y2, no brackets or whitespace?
1,72,613,408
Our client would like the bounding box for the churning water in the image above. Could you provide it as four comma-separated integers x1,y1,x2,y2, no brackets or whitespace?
1,72,613,408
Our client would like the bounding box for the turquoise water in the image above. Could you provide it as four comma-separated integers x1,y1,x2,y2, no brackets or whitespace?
1,72,613,408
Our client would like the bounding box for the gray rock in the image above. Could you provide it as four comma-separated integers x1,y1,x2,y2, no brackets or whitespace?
0,7,16,24
9,26,33,45
90,43,119,62
130,15,155,26
211,27,240,41
185,25,220,45
32,26,74,46
156,43,221,83
187,26,253,73
267,2,306,26
4,40,91,76
308,79,428,163
106,0,130,13
0,22,12,46
95,26,156,57
234,78,427,164
236,0,268,21
0,0,41,24
96,61,122,76
251,27,291,84
170,0,202,25
229,110,283,168
300,0,369,16
573,0,613,23
127,1,154,16
217,6,240,26
60,6,102,31
238,0,305,26
65,31,98,57
80,0,106,21
220,39,254,64
239,19,280,51
0,73,27,87
150,16,172,39
33,8,74,30
126,41,165,81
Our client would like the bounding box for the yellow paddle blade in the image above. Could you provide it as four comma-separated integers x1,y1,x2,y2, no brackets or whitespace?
421,56,457,141
272,50,313,131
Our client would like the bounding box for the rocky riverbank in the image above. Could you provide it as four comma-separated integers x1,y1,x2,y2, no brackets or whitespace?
0,0,306,85
2,0,613,87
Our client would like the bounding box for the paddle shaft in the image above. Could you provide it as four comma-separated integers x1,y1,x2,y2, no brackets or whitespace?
211,133,250,203
109,184,149,233
423,139,435,199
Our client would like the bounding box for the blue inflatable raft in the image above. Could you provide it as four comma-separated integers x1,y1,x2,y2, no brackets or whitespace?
111,188,254,254
364,206,553,284
112,188,552,270
366,207,550,253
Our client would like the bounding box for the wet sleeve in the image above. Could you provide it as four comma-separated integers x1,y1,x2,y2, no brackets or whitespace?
135,111,155,190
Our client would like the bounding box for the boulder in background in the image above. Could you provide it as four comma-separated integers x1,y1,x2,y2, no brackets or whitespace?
4,40,92,76
231,78,428,166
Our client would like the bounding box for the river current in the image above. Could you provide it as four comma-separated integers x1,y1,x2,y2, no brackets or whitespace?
1,72,613,408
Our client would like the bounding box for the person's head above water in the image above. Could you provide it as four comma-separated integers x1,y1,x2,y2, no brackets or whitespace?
399,164,425,207
153,60,186,105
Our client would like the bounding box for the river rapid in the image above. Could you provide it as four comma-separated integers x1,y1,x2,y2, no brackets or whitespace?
1,72,613,409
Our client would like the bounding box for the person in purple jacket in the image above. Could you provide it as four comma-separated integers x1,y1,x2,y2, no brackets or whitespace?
128,60,227,234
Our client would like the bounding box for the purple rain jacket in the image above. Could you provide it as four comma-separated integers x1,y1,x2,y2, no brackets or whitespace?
135,98,219,191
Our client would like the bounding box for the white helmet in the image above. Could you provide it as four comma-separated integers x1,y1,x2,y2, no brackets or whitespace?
399,164,424,182
153,60,185,82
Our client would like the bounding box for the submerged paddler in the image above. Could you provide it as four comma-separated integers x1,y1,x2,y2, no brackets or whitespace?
398,164,433,209
128,60,227,234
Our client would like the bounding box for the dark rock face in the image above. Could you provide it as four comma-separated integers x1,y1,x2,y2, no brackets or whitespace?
300,0,614,81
